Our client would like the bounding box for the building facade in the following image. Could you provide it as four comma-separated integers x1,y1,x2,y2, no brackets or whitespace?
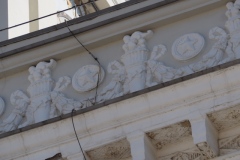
1,0,240,159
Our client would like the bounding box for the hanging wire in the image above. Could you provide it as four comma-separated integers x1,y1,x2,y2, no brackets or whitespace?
71,109,87,160
65,19,103,159
64,20,101,104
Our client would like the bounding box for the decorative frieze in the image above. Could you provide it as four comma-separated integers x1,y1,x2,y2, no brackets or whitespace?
0,60,88,132
1,0,240,133
219,134,240,155
161,148,206,160
86,139,131,160
197,142,216,159
146,121,192,150
208,105,240,131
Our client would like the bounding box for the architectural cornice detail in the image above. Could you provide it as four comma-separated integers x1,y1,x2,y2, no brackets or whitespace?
219,134,240,155
208,105,240,131
197,142,216,159
146,121,192,150
161,148,206,160
86,138,131,160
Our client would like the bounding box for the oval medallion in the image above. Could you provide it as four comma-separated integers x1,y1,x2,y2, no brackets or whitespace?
172,33,205,61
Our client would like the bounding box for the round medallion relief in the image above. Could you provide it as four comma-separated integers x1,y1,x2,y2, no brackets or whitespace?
0,97,5,116
72,65,105,92
172,33,205,61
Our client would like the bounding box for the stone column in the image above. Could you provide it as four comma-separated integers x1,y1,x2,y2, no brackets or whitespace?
190,115,219,158
127,131,157,160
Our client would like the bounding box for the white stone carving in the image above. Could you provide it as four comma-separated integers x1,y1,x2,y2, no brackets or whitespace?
172,33,205,61
97,61,129,102
161,148,206,160
0,59,88,132
219,134,240,155
121,30,153,92
98,30,193,102
50,76,83,117
0,90,29,132
87,139,131,160
0,97,5,116
225,0,240,59
189,27,229,72
197,142,216,159
72,64,105,92
146,45,192,86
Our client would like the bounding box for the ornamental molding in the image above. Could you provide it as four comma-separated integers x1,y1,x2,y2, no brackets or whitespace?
1,0,240,132
146,121,192,150
172,33,205,61
86,139,131,160
197,142,216,159
161,148,206,160
219,134,240,155
208,105,240,131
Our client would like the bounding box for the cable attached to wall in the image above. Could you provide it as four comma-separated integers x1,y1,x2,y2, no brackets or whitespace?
65,20,101,104
65,20,103,160
71,109,87,160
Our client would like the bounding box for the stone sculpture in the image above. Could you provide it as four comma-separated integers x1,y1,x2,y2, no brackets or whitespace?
72,64,105,92
225,0,240,59
0,90,29,132
189,27,229,72
146,44,190,86
172,33,205,61
97,61,129,102
121,30,153,92
0,60,86,132
99,31,192,102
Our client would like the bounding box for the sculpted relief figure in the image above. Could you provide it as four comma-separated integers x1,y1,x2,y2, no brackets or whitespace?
72,65,105,92
26,59,56,125
147,45,177,86
0,90,29,132
97,61,129,102
50,76,83,117
189,27,229,72
0,60,85,132
121,30,153,92
225,0,240,59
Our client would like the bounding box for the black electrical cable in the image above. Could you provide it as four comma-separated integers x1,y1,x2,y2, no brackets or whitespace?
65,20,102,160
65,20,101,104
71,109,86,160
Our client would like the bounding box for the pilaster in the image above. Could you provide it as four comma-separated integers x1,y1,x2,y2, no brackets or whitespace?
190,115,219,158
127,131,157,160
